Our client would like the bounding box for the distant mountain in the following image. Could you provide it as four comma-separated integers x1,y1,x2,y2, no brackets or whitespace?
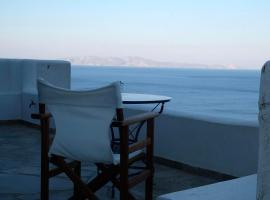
65,56,227,69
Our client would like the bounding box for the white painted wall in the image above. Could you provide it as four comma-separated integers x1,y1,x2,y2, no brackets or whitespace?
127,109,258,177
257,61,270,200
0,94,21,120
156,113,258,177
21,59,70,123
0,59,23,120
0,58,71,122
0,59,22,93
21,59,70,94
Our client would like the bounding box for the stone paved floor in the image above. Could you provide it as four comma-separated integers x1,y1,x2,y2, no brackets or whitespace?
0,122,220,200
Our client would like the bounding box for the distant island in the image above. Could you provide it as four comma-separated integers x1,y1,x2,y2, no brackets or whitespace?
65,56,229,69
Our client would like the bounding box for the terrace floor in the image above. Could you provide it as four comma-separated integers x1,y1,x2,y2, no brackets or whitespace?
0,122,221,200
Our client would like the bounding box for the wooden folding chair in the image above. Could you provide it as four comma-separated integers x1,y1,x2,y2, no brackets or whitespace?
32,79,158,200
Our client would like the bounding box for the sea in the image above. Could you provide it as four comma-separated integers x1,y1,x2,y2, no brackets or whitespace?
71,66,261,123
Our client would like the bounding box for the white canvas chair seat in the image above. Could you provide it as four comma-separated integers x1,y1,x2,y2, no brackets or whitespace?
37,79,122,164
48,150,143,166
113,150,143,165
157,175,256,200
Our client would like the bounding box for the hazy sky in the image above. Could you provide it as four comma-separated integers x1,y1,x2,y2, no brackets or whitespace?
0,0,269,68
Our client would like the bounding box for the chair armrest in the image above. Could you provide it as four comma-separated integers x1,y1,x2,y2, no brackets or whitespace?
31,113,52,120
112,112,159,127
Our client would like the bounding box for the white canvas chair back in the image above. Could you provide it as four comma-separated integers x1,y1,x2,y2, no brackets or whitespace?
37,79,122,163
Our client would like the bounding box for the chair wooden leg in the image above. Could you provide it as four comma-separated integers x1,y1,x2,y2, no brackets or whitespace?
41,155,49,200
50,156,98,200
40,104,50,200
110,177,136,200
73,161,82,199
145,175,153,200
145,119,154,200
87,164,118,192
120,125,129,200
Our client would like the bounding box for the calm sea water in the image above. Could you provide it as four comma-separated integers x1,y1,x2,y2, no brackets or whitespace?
71,66,260,122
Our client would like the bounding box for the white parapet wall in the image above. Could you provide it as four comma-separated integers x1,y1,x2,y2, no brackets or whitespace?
0,58,71,122
155,113,258,177
127,109,258,177
0,59,259,178
21,59,70,123
0,59,23,120
257,61,270,200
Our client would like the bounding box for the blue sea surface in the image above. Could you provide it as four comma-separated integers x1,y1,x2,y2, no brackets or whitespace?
71,66,260,123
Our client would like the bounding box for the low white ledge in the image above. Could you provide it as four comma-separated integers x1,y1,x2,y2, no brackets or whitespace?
157,174,256,200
